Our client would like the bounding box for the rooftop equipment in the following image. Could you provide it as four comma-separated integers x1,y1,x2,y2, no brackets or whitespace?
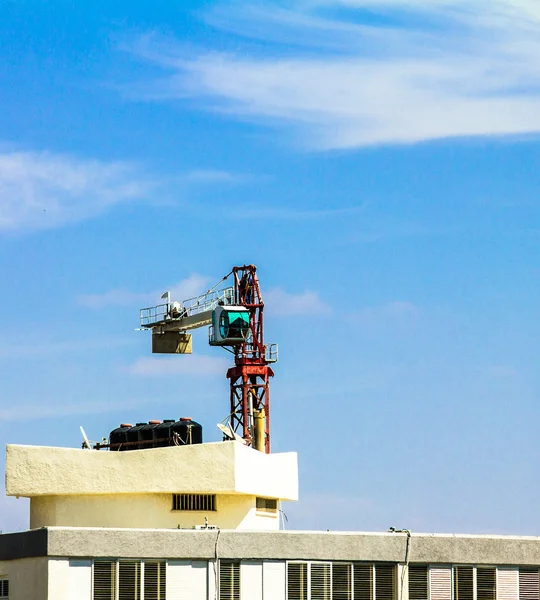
171,417,203,446
109,424,132,452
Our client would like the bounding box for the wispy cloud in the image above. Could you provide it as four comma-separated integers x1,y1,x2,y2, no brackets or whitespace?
78,273,211,309
0,151,151,232
128,1,540,148
265,288,331,316
0,150,245,232
127,354,228,377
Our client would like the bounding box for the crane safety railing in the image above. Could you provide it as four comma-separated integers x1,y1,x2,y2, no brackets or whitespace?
140,286,236,328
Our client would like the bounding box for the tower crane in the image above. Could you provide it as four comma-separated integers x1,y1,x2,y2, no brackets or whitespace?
140,265,277,453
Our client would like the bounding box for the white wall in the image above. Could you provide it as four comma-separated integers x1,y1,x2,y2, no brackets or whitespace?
30,493,279,531
0,557,49,600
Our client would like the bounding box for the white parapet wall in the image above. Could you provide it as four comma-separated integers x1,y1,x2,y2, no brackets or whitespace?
5,441,298,530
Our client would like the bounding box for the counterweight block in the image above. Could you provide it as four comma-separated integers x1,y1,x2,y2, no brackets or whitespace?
152,332,192,354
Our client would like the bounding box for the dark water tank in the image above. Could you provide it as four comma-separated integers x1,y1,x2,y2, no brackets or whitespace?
140,420,161,449
171,417,203,446
154,419,175,447
109,423,132,451
126,423,147,450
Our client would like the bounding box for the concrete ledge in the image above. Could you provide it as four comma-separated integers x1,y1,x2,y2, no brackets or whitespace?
6,442,298,501
44,528,540,565
4,528,540,567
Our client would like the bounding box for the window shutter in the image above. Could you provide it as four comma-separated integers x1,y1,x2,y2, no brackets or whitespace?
375,564,396,600
0,579,9,599
167,561,207,600
144,561,166,600
220,561,240,600
67,560,91,600
455,566,474,600
118,561,141,600
288,563,308,600
497,568,519,600
478,568,497,600
263,561,286,600
311,563,331,600
241,562,263,600
519,569,540,600
409,566,429,600
94,561,117,600
354,564,373,600
430,567,452,600
333,564,352,600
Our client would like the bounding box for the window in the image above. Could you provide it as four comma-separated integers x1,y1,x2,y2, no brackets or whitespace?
477,568,496,600
219,561,240,600
454,566,474,600
143,561,166,600
288,563,308,600
409,565,428,600
172,494,216,511
415,565,540,600
354,563,372,600
256,497,278,513
92,560,165,600
520,568,540,600
333,564,352,600
287,562,396,600
0,578,8,599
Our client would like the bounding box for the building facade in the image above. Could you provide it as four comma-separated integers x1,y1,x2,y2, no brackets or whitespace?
2,528,540,600
4,441,540,599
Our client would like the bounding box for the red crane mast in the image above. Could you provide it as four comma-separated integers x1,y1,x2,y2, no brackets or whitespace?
228,265,274,453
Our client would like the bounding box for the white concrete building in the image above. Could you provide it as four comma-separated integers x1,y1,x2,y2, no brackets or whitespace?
3,440,540,600
5,441,298,531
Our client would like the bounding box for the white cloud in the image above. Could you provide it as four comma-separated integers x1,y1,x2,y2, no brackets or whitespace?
129,1,540,148
0,151,151,232
265,288,331,316
78,273,211,309
127,354,228,377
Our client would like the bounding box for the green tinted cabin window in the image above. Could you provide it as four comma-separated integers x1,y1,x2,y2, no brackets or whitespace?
220,311,249,340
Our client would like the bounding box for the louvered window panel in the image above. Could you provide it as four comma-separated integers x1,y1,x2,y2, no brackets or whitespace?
0,579,8,599
478,568,497,600
454,567,474,600
375,564,396,600
519,569,540,600
144,561,166,600
287,563,308,600
333,564,352,600
94,561,117,600
173,493,216,511
430,567,452,600
220,561,240,600
497,568,518,600
311,563,331,600
118,561,141,600
354,564,373,600
409,566,429,600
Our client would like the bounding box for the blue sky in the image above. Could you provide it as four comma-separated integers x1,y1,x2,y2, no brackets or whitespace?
2,0,540,535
